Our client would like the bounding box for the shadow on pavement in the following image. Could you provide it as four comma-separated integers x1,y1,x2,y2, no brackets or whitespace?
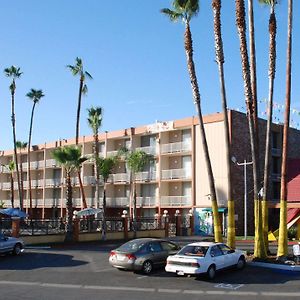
0,252,88,270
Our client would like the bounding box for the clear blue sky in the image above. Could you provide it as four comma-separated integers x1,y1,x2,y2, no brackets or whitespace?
0,0,299,150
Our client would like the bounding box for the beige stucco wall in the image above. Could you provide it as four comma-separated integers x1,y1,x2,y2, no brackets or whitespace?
195,121,228,208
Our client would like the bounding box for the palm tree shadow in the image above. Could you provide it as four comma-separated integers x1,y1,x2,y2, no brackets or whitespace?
0,252,88,270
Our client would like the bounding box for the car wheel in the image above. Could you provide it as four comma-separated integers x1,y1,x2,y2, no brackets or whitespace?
237,256,246,270
142,260,153,274
207,265,216,280
13,243,22,256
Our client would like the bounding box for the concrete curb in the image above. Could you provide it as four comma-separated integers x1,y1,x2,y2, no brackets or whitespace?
249,261,300,272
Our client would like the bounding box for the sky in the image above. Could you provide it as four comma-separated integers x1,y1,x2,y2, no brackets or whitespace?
0,0,299,151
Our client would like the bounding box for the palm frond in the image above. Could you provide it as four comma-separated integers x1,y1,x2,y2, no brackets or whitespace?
26,89,45,103
161,8,183,22
85,71,93,80
82,84,88,95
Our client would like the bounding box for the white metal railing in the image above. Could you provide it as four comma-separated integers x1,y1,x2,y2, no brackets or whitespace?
160,196,192,206
106,197,129,207
161,168,191,180
45,178,62,187
32,199,44,207
135,171,157,182
136,197,157,207
30,160,44,169
161,141,192,154
0,165,10,173
135,146,157,155
30,180,44,188
107,150,119,157
83,176,96,185
72,198,83,207
112,173,130,183
46,159,59,168
2,182,11,190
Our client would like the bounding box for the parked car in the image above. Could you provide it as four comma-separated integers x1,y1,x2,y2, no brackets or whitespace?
109,238,180,274
0,232,25,256
165,242,246,279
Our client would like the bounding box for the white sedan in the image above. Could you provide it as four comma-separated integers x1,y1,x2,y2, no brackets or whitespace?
165,242,246,279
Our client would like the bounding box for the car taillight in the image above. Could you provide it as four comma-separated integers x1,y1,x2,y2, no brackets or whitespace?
190,262,199,268
110,251,116,257
126,253,136,260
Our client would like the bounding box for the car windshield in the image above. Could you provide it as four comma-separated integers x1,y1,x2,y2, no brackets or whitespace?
177,245,209,257
117,240,147,252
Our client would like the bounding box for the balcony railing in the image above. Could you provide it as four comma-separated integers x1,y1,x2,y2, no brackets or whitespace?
136,197,157,207
46,159,59,168
160,196,192,206
161,168,191,180
161,141,192,154
0,165,10,173
135,146,157,155
107,150,120,157
106,197,129,207
111,173,130,183
30,160,44,169
135,171,157,182
45,178,63,187
83,176,96,185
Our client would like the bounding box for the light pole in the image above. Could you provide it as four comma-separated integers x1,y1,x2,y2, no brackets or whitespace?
232,157,253,240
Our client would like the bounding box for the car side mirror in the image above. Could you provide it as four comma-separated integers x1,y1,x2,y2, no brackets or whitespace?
228,249,235,254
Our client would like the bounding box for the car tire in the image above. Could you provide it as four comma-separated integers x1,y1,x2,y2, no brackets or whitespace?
237,256,246,270
207,265,216,280
142,260,153,274
13,243,22,256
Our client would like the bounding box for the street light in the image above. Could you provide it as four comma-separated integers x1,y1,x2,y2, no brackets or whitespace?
232,156,253,240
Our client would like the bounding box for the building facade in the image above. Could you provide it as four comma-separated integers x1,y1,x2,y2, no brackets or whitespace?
1,110,300,235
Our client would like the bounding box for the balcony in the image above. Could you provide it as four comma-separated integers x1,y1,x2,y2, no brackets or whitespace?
43,198,61,207
0,165,10,173
161,141,191,154
46,159,59,168
106,197,129,207
136,196,157,207
111,173,130,183
83,176,96,185
107,150,119,157
160,196,192,207
135,171,157,182
45,178,63,187
135,146,157,155
30,160,44,169
161,168,191,180
31,180,44,188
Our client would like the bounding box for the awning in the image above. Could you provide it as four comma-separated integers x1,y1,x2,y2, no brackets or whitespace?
201,208,227,213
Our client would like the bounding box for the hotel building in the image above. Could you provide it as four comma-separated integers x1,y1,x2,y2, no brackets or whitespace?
1,110,300,235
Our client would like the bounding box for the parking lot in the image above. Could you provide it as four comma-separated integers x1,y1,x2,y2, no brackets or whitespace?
1,241,300,300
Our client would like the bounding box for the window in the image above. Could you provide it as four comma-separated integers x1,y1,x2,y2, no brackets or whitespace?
160,242,178,251
218,244,232,255
210,246,223,257
149,242,162,252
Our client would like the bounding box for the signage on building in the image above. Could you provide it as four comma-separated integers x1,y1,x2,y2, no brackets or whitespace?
147,121,174,133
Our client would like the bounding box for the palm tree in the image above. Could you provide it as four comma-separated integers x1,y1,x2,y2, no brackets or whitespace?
67,57,93,145
96,156,118,240
119,148,154,237
87,106,103,210
212,0,235,249
259,0,278,252
161,0,222,242
8,160,15,208
235,0,266,258
16,141,28,209
52,146,87,242
26,89,44,218
67,57,92,210
4,66,23,209
277,0,293,259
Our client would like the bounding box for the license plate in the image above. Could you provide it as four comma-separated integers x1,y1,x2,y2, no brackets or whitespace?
177,270,185,276
117,254,126,261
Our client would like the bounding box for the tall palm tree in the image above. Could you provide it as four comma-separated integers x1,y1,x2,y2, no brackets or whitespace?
16,141,28,209
87,106,103,210
52,146,87,242
67,57,93,145
161,0,222,242
277,0,293,258
4,66,23,209
259,0,278,252
26,89,44,218
8,160,15,208
67,57,92,210
235,0,266,258
212,0,235,249
120,148,154,237
97,156,118,240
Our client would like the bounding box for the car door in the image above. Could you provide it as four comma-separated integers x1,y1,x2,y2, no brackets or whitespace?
0,233,10,253
148,241,165,267
218,244,237,268
210,245,225,270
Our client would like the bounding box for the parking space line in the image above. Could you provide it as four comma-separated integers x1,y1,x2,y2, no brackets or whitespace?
41,283,82,289
261,292,300,297
83,285,155,292
158,288,181,293
183,290,204,294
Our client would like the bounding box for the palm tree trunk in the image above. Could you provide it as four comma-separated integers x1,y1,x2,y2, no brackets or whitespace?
94,132,100,209
27,103,36,218
75,78,83,145
278,0,293,258
19,155,24,206
212,0,235,248
262,6,276,252
10,172,14,208
65,171,74,242
235,0,266,258
77,169,87,208
11,89,22,209
184,21,222,242
133,180,137,238
101,183,107,240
